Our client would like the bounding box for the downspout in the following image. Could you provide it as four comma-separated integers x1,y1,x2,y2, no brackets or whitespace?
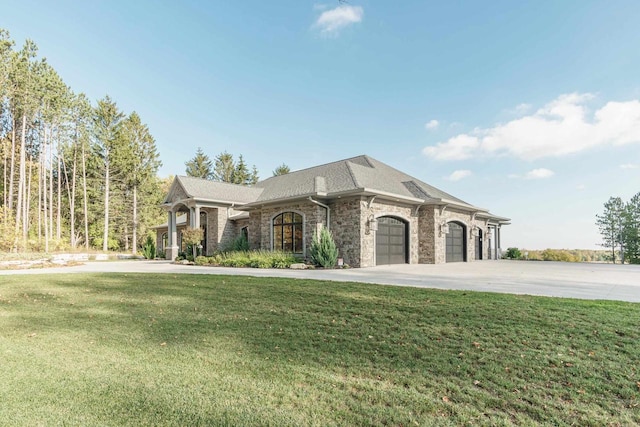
309,197,330,230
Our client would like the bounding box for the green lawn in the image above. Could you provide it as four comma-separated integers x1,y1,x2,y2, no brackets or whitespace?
0,274,638,426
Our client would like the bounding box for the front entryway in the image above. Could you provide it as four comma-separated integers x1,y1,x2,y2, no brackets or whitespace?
376,216,407,265
446,222,466,262
475,229,482,260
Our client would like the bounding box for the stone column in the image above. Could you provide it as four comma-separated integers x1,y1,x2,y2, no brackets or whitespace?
167,210,179,260
194,206,200,228
496,226,502,259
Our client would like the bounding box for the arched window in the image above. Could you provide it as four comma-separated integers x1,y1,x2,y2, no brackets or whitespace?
161,233,168,251
272,212,303,254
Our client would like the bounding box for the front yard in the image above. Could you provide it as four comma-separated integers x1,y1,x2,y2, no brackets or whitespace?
0,274,638,425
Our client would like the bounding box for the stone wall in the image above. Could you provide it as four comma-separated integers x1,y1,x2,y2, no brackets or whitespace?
329,197,364,267
418,206,437,264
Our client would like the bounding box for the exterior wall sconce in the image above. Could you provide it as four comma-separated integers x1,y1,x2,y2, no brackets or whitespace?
439,222,449,237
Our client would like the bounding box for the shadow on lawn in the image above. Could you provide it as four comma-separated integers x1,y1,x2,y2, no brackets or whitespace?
4,273,640,425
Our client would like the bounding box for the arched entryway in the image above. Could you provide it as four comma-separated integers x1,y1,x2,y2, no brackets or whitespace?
446,221,466,262
376,216,408,265
474,228,483,260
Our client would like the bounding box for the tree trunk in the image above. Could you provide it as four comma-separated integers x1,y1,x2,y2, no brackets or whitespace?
56,138,61,240
103,156,110,252
25,155,32,247
132,185,137,255
81,141,89,250
49,134,53,243
43,131,49,253
14,114,27,250
69,135,77,248
8,121,15,212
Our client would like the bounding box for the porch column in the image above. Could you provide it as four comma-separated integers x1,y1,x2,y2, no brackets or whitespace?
497,226,502,259
167,209,179,260
194,206,201,228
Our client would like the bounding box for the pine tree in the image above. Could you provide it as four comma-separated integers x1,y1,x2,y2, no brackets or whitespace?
596,197,625,264
185,147,212,179
92,96,124,251
273,163,290,176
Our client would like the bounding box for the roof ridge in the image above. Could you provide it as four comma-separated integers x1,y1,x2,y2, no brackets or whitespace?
256,155,370,184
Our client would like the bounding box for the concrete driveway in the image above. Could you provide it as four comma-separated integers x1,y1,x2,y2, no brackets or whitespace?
2,259,639,303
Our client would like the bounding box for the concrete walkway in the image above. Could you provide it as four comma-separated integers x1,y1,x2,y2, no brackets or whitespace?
1,260,639,303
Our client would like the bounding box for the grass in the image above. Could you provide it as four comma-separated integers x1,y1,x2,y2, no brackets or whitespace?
0,274,638,426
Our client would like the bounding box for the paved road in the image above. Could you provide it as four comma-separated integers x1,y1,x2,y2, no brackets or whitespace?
2,260,639,302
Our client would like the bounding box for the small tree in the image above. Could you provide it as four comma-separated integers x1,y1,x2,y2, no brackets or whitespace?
181,227,204,261
504,247,522,260
141,235,156,260
310,227,338,268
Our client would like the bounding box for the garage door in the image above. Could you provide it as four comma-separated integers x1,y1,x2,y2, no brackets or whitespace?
446,222,466,262
376,217,407,265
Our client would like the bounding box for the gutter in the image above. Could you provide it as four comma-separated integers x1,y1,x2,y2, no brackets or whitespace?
308,197,331,230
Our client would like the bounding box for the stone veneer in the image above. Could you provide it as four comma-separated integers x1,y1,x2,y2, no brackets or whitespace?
158,197,495,266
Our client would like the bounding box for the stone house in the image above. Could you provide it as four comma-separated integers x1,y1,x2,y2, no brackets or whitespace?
156,155,509,267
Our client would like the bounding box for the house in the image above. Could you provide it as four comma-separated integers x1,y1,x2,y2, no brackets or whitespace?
156,155,509,267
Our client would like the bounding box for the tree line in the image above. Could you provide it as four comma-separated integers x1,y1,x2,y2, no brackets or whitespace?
184,148,290,182
596,192,640,264
0,28,164,253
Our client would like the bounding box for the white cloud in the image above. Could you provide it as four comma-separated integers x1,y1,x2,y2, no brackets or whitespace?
445,170,472,181
423,93,640,161
620,163,638,169
524,168,555,179
313,5,363,36
422,134,479,160
424,119,439,130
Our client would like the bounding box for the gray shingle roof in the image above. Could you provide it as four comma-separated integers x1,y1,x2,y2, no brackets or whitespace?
249,155,477,208
167,155,481,211
173,175,263,204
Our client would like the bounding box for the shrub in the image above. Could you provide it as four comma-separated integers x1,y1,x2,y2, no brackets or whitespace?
504,247,522,260
310,227,338,268
230,234,250,251
195,256,209,266
141,236,157,260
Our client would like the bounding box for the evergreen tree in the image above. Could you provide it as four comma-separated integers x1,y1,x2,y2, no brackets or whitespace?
185,147,212,179
596,196,625,264
622,192,640,264
120,111,161,254
212,151,235,183
273,163,290,176
92,95,125,251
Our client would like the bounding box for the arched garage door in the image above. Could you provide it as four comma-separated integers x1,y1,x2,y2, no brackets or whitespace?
446,222,466,262
376,216,407,265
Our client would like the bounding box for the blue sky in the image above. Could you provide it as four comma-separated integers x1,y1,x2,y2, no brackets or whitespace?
3,0,640,249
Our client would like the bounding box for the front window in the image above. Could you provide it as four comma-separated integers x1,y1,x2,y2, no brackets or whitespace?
272,212,303,254
161,233,168,251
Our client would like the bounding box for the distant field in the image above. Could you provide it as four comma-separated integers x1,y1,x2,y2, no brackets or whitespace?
1,274,638,426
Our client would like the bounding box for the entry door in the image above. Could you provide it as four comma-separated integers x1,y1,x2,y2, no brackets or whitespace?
376,217,407,265
475,230,482,260
446,222,465,262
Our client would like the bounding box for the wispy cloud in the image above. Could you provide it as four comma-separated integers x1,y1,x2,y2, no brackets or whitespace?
423,93,640,161
313,5,363,36
445,170,472,181
424,119,439,130
620,163,638,169
509,168,555,180
524,168,555,179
